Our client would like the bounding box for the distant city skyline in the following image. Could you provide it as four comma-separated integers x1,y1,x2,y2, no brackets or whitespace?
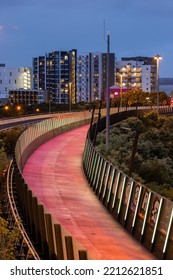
1,0,173,77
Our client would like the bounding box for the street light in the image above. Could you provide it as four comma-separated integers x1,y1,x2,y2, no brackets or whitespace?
68,82,72,112
154,54,162,113
4,105,9,115
4,105,9,111
119,73,123,109
16,105,21,111
106,32,110,150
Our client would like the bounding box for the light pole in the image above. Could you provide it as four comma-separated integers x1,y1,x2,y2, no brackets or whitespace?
119,73,123,109
106,32,110,150
154,54,162,113
68,82,72,112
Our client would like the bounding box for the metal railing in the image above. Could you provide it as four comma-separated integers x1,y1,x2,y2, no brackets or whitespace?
12,111,93,260
4,107,173,260
6,160,40,260
82,109,173,260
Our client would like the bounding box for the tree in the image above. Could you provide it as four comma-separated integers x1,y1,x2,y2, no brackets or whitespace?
0,148,8,184
96,112,173,200
117,89,170,107
139,158,173,185
3,127,23,155
0,216,20,260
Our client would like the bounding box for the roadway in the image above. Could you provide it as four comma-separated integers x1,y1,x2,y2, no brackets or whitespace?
22,125,156,260
0,114,53,131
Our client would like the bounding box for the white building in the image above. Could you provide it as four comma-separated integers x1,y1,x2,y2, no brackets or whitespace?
0,64,31,104
115,57,157,93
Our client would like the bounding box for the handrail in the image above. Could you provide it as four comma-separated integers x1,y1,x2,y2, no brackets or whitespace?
13,110,93,259
10,108,173,260
82,108,173,260
6,160,40,260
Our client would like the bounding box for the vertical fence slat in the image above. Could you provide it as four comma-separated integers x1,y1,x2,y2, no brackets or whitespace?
65,236,74,260
54,224,64,260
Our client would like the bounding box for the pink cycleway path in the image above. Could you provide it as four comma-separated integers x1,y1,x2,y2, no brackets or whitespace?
23,125,156,260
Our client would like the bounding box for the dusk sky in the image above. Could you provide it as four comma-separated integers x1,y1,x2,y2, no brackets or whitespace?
0,0,173,77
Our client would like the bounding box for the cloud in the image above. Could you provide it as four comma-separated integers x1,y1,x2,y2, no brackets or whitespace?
12,26,19,30
0,25,19,31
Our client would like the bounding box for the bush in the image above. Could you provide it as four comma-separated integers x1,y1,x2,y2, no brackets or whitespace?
96,112,173,200
0,148,8,183
2,127,23,155
0,216,20,260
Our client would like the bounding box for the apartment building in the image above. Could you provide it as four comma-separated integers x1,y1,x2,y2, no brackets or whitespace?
33,50,77,104
0,64,31,104
33,52,158,103
115,57,157,93
77,52,115,102
77,53,90,102
9,89,45,105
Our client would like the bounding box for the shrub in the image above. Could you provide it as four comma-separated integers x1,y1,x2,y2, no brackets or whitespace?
96,113,173,200
0,216,20,260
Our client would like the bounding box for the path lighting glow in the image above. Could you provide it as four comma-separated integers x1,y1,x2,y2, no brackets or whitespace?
4,105,9,110
16,105,21,111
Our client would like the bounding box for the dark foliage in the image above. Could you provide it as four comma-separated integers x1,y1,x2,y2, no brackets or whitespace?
96,111,173,200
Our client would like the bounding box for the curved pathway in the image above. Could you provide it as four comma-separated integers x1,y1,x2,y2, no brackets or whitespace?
23,125,156,260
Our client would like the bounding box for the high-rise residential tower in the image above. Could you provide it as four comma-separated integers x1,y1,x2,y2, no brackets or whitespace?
33,50,77,104
77,52,115,102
